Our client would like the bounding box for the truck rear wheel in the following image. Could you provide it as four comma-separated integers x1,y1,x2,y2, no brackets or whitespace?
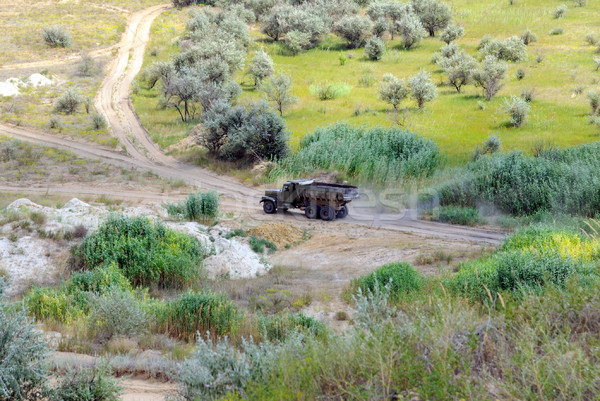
320,206,336,221
336,206,348,219
263,200,276,214
305,205,319,219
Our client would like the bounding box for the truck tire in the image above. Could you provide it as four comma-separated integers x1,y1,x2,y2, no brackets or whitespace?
320,206,336,221
263,200,276,214
336,205,348,219
305,205,319,219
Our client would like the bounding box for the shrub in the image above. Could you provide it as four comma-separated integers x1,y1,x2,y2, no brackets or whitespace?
53,88,83,114
472,55,507,100
271,123,441,184
364,37,385,61
550,27,564,35
594,58,600,72
248,49,274,86
588,90,600,115
76,215,204,288
521,88,535,102
585,33,599,46
504,96,531,127
440,24,464,44
352,262,424,301
0,293,48,400
178,335,250,401
42,26,71,48
435,206,482,226
77,54,98,77
480,36,527,62
520,29,537,45
516,68,526,80
51,364,121,401
396,12,428,49
165,191,219,222
358,74,376,87
379,73,410,110
87,287,147,340
248,236,277,254
333,15,372,48
91,113,107,130
554,4,567,19
156,291,239,341
310,82,352,100
284,30,311,55
440,50,477,93
408,69,437,108
48,117,62,130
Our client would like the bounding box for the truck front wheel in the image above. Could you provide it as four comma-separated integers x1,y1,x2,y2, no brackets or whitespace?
263,200,276,214
320,206,336,221
305,205,319,219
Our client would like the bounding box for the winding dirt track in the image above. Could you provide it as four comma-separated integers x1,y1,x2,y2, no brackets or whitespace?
0,5,505,245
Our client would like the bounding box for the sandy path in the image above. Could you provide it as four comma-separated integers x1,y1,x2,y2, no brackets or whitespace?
0,4,505,245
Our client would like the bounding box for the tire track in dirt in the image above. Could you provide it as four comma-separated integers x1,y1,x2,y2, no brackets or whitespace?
0,4,505,245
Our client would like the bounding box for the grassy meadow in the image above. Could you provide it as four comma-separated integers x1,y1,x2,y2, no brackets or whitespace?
134,0,600,164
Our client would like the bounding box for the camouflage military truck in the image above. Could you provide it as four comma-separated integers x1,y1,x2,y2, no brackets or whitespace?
260,179,359,221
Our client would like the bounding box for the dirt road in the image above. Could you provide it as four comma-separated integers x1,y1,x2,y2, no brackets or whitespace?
0,4,505,245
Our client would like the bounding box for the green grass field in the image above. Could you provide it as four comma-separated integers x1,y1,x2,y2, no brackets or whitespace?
133,0,600,163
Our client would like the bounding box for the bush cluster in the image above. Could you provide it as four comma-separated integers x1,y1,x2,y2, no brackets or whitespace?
270,123,441,184
434,205,482,226
351,262,424,301
164,191,219,223
42,26,71,48
75,215,204,288
437,141,600,216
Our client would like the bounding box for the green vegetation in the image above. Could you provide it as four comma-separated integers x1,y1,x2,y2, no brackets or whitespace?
350,262,424,301
437,141,600,216
75,215,204,288
269,123,441,184
50,364,122,401
434,205,483,226
248,236,277,254
164,191,220,223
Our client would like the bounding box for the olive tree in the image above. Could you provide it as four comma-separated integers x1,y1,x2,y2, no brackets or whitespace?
411,0,452,37
334,15,372,49
248,49,274,86
260,73,297,116
440,24,464,44
365,37,385,60
439,50,477,92
379,73,410,110
142,61,174,94
165,68,203,122
408,69,438,108
472,55,507,100
261,4,294,41
396,12,427,49
367,1,410,39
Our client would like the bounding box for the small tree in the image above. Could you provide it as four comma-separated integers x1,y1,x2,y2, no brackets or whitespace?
284,30,311,55
440,24,464,44
480,36,527,62
77,54,98,77
379,73,410,110
42,26,71,48
365,37,385,60
142,61,174,94
408,70,438,108
165,68,202,122
504,96,531,127
334,15,372,49
441,51,477,93
411,0,452,37
261,4,293,41
372,18,389,38
243,101,289,160
260,73,297,116
472,55,507,100
248,49,274,87
396,13,428,49
53,88,83,114
520,29,537,45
